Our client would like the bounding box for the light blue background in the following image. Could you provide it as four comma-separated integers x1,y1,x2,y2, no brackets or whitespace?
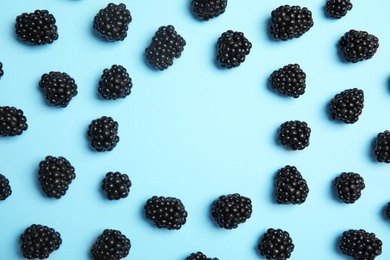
1,0,390,259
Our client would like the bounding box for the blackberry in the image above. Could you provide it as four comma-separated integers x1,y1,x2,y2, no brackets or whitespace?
384,202,390,220
91,229,131,260
0,173,12,200
191,0,228,21
20,224,62,259
93,3,132,41
258,228,294,259
373,130,390,163
145,25,186,71
144,196,188,230
98,65,132,100
339,229,382,260
269,64,306,98
274,165,309,205
101,172,131,200
186,251,218,260
338,30,379,63
216,30,252,69
0,106,28,136
334,172,365,203
326,0,353,18
0,62,3,78
39,71,78,107
210,193,252,229
87,116,119,152
277,120,311,150
269,5,314,40
329,88,364,124
15,10,58,45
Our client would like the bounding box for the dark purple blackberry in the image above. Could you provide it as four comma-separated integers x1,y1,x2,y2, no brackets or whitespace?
93,3,132,41
339,229,382,260
101,172,131,200
91,229,131,260
326,0,353,18
186,251,219,260
334,172,365,203
87,116,119,152
339,30,379,63
144,196,188,230
269,5,314,40
210,193,252,229
98,65,132,100
0,106,28,136
0,62,3,78
145,25,186,70
329,88,364,124
384,202,390,220
191,0,227,21
15,10,58,45
275,165,309,205
216,30,252,69
277,120,311,150
258,228,294,259
20,224,62,259
0,173,12,200
374,130,390,163
269,64,306,98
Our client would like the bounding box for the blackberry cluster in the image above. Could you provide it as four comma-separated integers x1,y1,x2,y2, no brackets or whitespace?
373,130,390,163
93,3,132,41
384,202,390,220
277,120,311,150
269,64,306,98
216,30,252,68
191,0,227,21
98,65,132,100
339,229,382,260
186,251,218,260
326,0,353,18
15,10,58,45
210,193,252,229
0,173,12,200
258,228,294,260
145,25,186,70
334,172,365,203
87,116,119,152
269,5,314,40
20,224,62,259
338,30,379,63
275,165,309,205
0,62,3,78
101,172,131,200
144,196,188,230
91,229,131,260
0,106,28,136
329,88,364,124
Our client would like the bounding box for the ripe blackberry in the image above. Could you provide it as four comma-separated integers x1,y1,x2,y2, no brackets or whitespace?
91,229,131,260
0,62,3,78
339,229,382,260
329,88,364,124
0,173,12,200
384,202,390,220
87,116,119,152
216,30,252,68
102,172,131,200
258,228,294,259
277,120,311,150
269,5,314,40
275,165,309,205
98,65,132,100
269,64,306,98
339,30,379,63
326,0,353,18
0,106,28,136
334,172,365,203
15,10,58,45
144,196,188,230
210,193,252,229
93,3,132,41
186,251,218,260
374,130,390,163
191,0,228,21
145,25,186,70
20,224,62,259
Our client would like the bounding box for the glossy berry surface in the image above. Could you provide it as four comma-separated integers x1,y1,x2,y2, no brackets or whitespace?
258,228,294,259
191,0,227,21
186,251,219,260
98,65,132,100
269,64,306,98
326,0,353,18
374,130,390,163
0,173,12,200
0,106,28,136
87,116,119,152
334,172,365,203
275,165,309,204
101,172,131,200
91,229,131,260
339,229,382,260
329,88,364,124
216,30,252,68
385,202,390,220
0,62,3,78
339,30,379,63
277,120,311,150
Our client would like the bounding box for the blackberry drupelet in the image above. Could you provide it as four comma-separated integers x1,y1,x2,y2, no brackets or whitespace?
326,0,353,18
145,25,186,70
385,202,390,220
269,64,306,98
101,172,131,200
334,172,365,203
20,224,62,259
191,0,227,21
0,173,12,200
144,196,188,230
0,106,28,136
258,228,294,259
373,130,390,163
0,62,3,78
277,120,311,150
93,3,132,41
275,165,309,204
329,88,364,124
339,229,382,260
339,30,379,63
91,229,131,260
98,65,132,100
269,5,314,40
210,193,252,229
186,251,218,260
87,116,119,152
15,10,58,45
216,30,252,68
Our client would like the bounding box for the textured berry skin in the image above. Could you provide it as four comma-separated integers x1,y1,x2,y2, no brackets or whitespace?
91,229,131,260
102,172,131,200
258,228,294,259
0,106,28,136
326,0,353,18
93,3,132,41
385,202,390,220
210,193,252,229
374,130,390,163
0,62,3,78
15,10,58,45
0,173,12,200
145,25,186,70
186,251,219,260
334,172,365,203
144,196,188,230
39,71,78,107
20,224,62,259
339,30,379,63
216,30,252,68
329,88,364,124
269,64,306,98
191,0,227,20
339,229,382,260
277,120,311,150
275,165,309,205
87,116,119,152
269,5,314,40
98,65,132,100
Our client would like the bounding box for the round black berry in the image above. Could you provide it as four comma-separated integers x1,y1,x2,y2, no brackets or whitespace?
326,0,353,18
329,88,364,124
0,173,12,201
98,65,132,100
334,172,365,203
385,202,390,220
275,165,309,205
374,130,390,163
338,30,379,63
102,172,131,200
258,228,294,259
186,251,219,260
91,229,131,260
0,62,4,78
0,106,28,136
191,0,227,21
87,116,119,152
269,64,306,98
339,229,382,260
277,120,311,150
